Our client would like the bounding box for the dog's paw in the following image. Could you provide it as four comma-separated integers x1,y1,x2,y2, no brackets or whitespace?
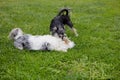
62,50,67,52
75,33,79,37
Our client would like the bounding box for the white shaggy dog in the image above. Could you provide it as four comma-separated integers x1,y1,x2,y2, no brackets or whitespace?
8,28,75,52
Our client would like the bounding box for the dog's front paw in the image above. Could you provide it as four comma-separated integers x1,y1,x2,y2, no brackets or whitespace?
17,46,23,50
62,50,67,52
75,33,79,37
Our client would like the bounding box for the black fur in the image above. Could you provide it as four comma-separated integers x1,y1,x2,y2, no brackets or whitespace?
50,8,73,39
41,42,51,51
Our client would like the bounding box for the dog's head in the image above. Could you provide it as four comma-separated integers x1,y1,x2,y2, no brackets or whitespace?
58,8,73,28
8,28,23,40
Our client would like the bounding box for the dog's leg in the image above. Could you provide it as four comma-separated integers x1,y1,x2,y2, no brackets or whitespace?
66,20,78,36
14,41,23,50
56,48,67,52
71,28,78,37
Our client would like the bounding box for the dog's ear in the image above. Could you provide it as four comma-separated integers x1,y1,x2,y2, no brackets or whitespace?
15,28,19,33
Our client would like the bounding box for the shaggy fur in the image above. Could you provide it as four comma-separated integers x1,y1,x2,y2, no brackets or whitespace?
50,8,78,42
8,28,75,52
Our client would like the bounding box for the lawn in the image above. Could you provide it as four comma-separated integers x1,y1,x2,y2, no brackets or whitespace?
0,0,120,80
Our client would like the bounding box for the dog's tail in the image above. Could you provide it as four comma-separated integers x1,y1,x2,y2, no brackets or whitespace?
57,8,70,16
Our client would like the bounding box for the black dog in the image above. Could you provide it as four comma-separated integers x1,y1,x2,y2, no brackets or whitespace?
50,8,78,43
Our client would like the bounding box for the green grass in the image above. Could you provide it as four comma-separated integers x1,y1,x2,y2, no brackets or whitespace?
0,0,120,80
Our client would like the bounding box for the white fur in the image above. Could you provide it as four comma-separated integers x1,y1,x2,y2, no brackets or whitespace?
28,35,75,52
9,28,75,52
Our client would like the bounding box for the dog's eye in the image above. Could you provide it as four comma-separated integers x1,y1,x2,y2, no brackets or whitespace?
13,34,16,37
